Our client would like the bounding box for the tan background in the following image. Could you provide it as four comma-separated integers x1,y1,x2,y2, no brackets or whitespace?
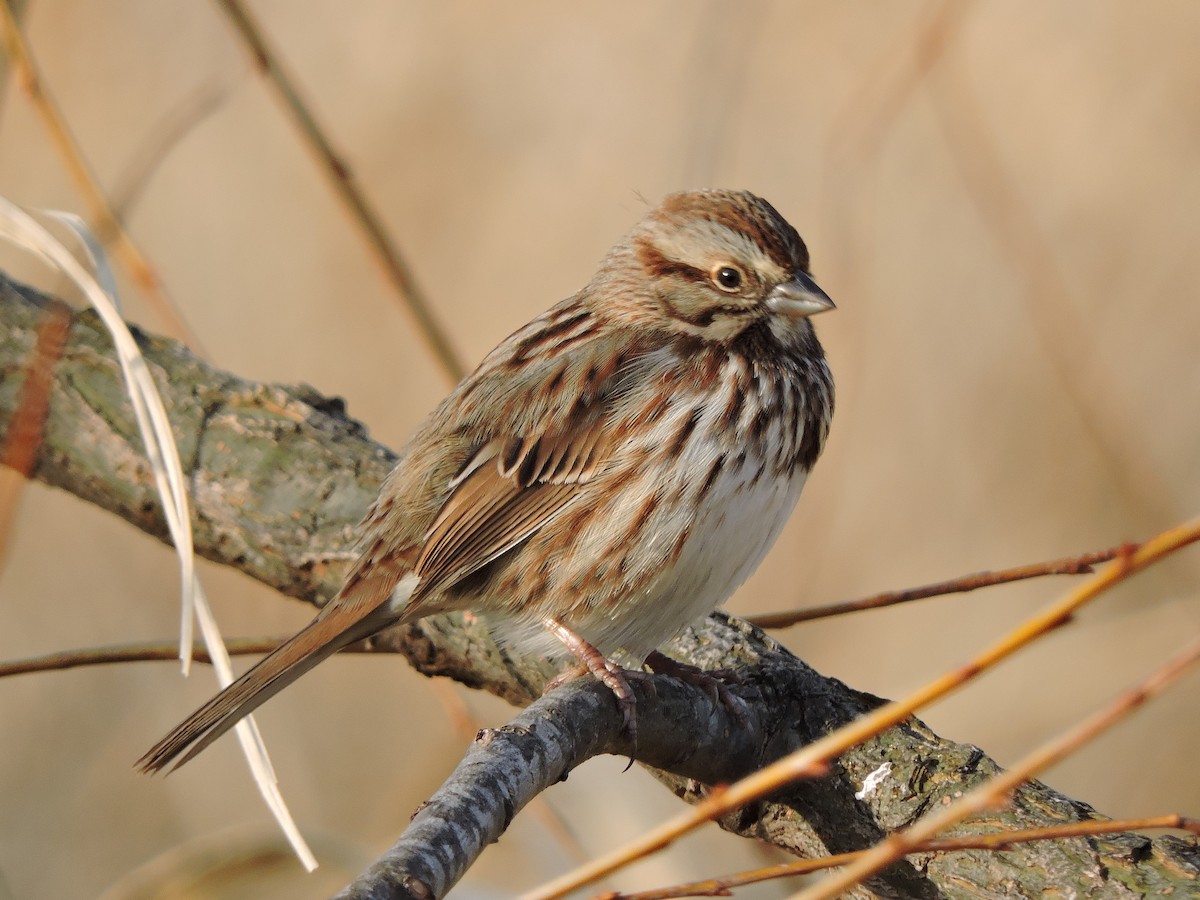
1,2,1198,897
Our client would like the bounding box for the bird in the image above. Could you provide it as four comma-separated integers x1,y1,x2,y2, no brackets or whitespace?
137,188,835,773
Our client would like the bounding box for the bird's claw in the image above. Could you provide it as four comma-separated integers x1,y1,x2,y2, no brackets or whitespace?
644,650,751,727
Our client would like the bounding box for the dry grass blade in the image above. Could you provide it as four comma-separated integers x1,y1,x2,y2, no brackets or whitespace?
750,545,1122,628
796,637,1200,899
215,0,464,382
0,204,199,656
0,198,316,870
523,518,1200,900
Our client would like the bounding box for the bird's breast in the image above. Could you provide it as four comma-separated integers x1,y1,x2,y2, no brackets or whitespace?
508,352,817,659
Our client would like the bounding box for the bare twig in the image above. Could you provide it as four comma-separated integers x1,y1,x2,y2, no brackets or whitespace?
108,82,232,223
215,0,464,382
749,545,1122,628
20,536,1117,681
0,637,288,677
822,0,967,250
799,637,1200,899
809,0,969,588
0,0,205,352
608,815,1200,900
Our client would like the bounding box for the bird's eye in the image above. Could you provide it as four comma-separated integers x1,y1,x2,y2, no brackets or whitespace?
712,265,745,292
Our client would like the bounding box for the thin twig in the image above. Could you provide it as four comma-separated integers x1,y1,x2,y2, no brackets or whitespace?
607,815,1200,900
108,81,232,224
798,636,1200,899
215,0,464,382
0,634,594,875
821,0,967,265
749,546,1122,628
0,544,1125,671
0,0,206,353
0,636,374,677
524,519,1200,899
916,815,1200,852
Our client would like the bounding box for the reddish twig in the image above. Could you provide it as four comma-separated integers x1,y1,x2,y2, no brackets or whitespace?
0,298,71,478
798,637,1200,899
526,518,1200,900
749,546,1122,628
605,815,1200,900
0,637,294,677
0,299,72,566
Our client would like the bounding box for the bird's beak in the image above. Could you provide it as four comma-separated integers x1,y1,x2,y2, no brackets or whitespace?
766,271,836,319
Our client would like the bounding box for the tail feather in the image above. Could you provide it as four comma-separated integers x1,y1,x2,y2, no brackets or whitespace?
137,622,347,773
138,571,417,774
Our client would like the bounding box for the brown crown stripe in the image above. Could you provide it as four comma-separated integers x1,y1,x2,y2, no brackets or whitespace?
658,191,808,274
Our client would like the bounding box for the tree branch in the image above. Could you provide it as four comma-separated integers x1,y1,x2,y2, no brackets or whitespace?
1,271,1196,899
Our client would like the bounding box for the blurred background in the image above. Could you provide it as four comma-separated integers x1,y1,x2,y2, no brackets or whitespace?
1,2,1198,897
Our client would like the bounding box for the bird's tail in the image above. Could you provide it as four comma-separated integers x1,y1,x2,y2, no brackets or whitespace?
137,571,417,774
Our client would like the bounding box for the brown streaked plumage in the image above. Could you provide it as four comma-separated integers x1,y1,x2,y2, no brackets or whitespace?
138,189,835,773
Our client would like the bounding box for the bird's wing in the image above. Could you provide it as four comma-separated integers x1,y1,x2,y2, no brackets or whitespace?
414,411,613,593
343,314,657,609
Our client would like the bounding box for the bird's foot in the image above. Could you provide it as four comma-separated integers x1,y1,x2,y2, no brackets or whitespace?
543,618,648,766
644,650,751,727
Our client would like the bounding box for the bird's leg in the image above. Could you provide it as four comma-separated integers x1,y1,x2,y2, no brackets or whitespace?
643,650,750,726
543,617,647,759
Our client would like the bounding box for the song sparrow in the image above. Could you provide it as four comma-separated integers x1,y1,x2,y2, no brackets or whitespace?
138,188,835,773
